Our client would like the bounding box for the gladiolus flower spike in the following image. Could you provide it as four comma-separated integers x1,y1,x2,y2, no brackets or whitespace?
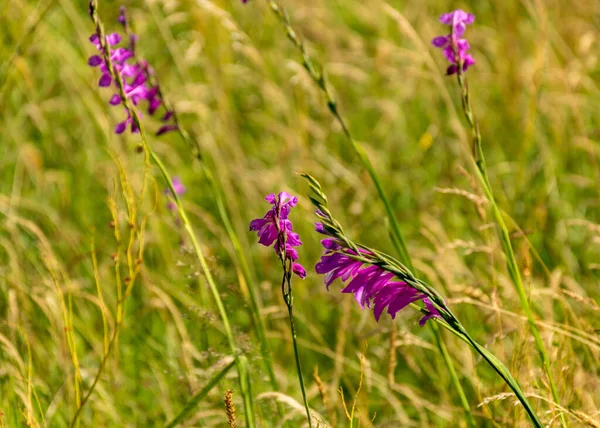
432,9,476,75
249,192,307,279
303,173,444,326
87,6,178,136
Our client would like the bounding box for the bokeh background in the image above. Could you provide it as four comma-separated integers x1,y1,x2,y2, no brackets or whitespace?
1,0,600,426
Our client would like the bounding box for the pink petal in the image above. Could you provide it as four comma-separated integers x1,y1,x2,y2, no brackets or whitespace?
98,73,112,87
88,55,103,66
431,36,449,48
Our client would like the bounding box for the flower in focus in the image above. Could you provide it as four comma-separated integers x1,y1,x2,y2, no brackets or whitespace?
432,9,475,75
315,237,440,325
250,192,306,279
88,8,178,135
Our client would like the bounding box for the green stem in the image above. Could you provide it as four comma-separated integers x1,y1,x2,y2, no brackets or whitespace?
172,125,280,394
165,360,235,428
456,61,565,428
267,2,473,425
151,70,279,395
283,270,312,427
150,151,255,428
459,328,543,428
431,322,476,428
144,32,282,409
87,3,255,426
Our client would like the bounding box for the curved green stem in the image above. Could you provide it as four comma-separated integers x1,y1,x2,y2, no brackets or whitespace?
284,278,312,427
304,176,544,427
84,3,255,426
456,57,565,428
267,2,473,425
172,125,280,394
142,25,281,407
149,148,255,428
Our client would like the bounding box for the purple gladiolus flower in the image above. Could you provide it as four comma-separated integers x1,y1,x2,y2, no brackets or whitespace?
315,237,440,325
250,192,306,279
432,9,475,75
87,8,178,136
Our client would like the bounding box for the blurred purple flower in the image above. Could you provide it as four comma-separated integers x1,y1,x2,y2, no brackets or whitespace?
250,192,306,279
171,177,186,195
165,176,186,211
315,237,440,324
87,8,178,136
118,6,127,26
432,9,475,75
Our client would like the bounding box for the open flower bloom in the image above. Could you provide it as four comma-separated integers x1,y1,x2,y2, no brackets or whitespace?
316,238,440,325
432,9,475,75
250,192,306,279
88,9,178,135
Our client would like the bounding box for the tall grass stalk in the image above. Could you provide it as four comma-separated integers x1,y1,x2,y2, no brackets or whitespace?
86,2,255,426
165,359,236,428
267,2,474,425
150,82,280,396
280,259,312,427
454,56,566,428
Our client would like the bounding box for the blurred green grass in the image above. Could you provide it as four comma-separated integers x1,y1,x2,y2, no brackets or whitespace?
1,0,600,426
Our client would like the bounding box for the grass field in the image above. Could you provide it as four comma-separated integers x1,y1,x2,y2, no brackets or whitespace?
1,0,600,426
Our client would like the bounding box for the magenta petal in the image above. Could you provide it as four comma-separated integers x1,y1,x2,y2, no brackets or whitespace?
286,232,302,247
446,64,458,75
463,55,476,70
439,12,453,25
292,263,306,279
320,239,341,250
148,98,161,115
98,73,112,87
88,55,103,66
286,245,299,261
156,124,178,136
257,224,278,247
443,45,455,62
115,121,127,134
431,36,449,48
315,222,327,234
454,23,467,37
109,94,122,105
419,298,442,326
171,177,186,195
106,33,122,45
249,218,267,231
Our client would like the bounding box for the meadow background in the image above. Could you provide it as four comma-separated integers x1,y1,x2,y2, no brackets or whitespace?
1,0,600,426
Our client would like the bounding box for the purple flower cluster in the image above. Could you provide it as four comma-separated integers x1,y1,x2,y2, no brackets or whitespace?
432,9,475,75
315,236,440,325
88,8,177,136
250,192,306,279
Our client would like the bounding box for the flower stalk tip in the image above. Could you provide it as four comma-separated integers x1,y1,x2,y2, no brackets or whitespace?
249,192,306,279
87,7,178,136
432,9,476,75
